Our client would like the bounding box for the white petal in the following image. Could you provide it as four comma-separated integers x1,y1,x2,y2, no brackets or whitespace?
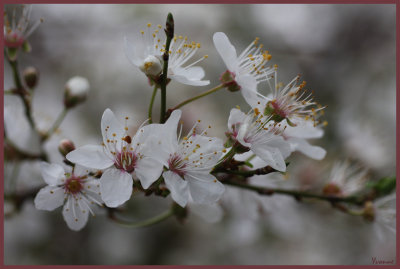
236,74,259,107
135,157,164,189
101,108,125,150
40,162,65,186
284,118,324,139
189,203,223,223
66,145,114,170
62,196,89,231
251,144,287,172
73,165,90,177
289,137,326,160
170,66,210,86
186,173,225,205
100,168,133,208
83,179,103,205
34,186,65,211
163,171,189,207
227,108,248,131
213,32,238,72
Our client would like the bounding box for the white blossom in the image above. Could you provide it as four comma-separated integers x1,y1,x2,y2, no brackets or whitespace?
227,108,291,172
66,108,164,208
124,23,209,86
322,161,367,196
4,4,43,49
34,162,102,231
213,32,273,104
148,110,225,208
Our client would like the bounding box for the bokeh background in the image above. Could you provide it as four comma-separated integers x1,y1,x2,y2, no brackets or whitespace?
4,4,396,265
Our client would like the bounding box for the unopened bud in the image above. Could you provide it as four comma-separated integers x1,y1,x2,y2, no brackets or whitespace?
362,201,375,222
139,55,163,76
58,139,75,157
220,70,241,92
23,66,39,89
64,76,90,108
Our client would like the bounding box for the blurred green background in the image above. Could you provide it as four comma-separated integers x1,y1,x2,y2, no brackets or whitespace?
4,4,396,265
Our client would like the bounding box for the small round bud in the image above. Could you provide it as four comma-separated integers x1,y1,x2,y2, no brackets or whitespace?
23,66,39,89
58,139,75,157
362,201,375,222
64,76,90,108
139,55,163,76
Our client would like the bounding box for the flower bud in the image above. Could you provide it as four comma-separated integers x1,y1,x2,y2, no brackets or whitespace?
64,76,90,108
58,139,75,157
139,55,163,76
23,66,39,89
362,201,375,222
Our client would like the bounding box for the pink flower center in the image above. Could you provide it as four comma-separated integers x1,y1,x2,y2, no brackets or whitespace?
168,154,186,177
114,151,137,173
270,100,288,118
4,31,25,48
65,176,84,194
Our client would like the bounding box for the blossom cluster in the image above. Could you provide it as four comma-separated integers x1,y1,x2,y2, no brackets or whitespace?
5,8,393,235
33,23,327,230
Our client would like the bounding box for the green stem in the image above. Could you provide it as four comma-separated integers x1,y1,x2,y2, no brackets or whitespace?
111,207,174,228
148,85,158,124
223,180,363,205
172,84,225,110
43,108,68,141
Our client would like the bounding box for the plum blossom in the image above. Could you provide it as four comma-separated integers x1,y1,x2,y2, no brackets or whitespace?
227,108,291,172
34,162,103,231
250,68,325,126
66,109,164,208
124,23,209,86
4,5,43,49
213,32,273,104
322,161,367,196
148,110,225,207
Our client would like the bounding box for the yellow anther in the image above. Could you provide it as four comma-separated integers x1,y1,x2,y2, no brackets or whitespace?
158,24,162,29
197,43,201,48
222,149,227,153
140,30,144,35
179,35,183,39
323,121,328,126
147,23,152,27
183,136,188,140
204,55,208,58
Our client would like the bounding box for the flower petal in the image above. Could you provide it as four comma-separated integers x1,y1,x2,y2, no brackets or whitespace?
236,74,259,107
213,32,238,72
288,137,326,160
34,186,65,211
170,66,210,86
135,157,164,189
62,195,89,231
101,108,125,150
100,168,133,207
189,203,223,223
40,162,65,186
186,172,225,205
66,145,114,170
163,171,189,207
284,118,324,139
251,143,287,172
228,108,247,132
